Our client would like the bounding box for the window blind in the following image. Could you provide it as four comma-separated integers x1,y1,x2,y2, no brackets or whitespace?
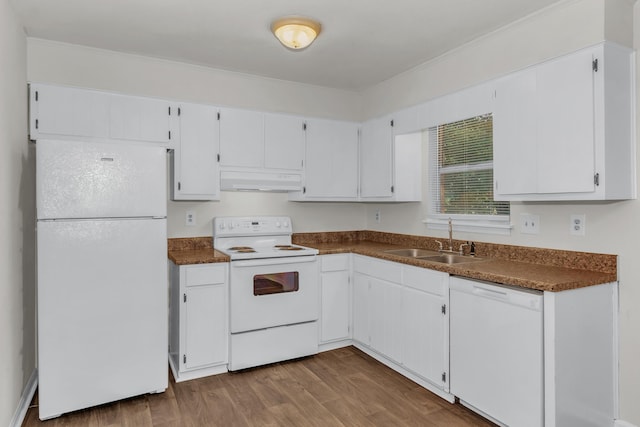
428,114,509,217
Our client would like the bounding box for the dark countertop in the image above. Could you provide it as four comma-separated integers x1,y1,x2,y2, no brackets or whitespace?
167,232,617,292
309,241,616,292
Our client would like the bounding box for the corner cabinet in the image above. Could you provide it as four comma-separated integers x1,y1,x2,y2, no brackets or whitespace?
493,42,636,201
169,262,228,382
170,103,220,201
352,255,451,400
319,254,352,349
359,116,422,202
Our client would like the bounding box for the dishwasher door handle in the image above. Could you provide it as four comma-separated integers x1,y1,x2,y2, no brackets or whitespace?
473,285,509,301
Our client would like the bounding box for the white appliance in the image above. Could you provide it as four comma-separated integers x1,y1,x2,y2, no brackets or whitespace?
36,139,168,420
213,216,319,371
449,277,544,427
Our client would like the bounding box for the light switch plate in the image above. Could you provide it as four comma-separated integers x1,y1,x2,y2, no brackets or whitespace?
520,213,540,235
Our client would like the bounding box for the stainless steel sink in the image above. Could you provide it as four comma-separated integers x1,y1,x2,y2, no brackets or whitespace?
384,248,440,258
418,254,484,264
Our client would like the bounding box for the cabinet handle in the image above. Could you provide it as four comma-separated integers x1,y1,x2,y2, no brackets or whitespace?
183,293,186,302
178,182,181,191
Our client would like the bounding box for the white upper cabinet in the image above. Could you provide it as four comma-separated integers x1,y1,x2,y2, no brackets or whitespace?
359,115,422,202
170,103,220,201
29,83,172,146
493,67,538,195
109,94,172,144
30,84,110,140
264,113,305,171
392,105,420,135
493,42,635,200
290,118,359,201
218,108,304,172
218,107,264,168
360,115,394,199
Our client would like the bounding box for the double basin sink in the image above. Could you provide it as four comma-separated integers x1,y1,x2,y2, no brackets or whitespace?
384,248,484,265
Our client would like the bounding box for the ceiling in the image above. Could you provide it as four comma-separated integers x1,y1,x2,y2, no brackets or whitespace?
11,0,563,91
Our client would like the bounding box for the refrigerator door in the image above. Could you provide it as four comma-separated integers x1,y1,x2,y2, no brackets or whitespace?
37,218,167,419
36,139,166,220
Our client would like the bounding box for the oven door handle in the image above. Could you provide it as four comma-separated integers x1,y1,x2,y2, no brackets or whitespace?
231,255,317,268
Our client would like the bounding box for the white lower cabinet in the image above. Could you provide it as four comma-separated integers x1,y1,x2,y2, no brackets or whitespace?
401,264,449,391
319,255,352,347
169,262,228,382
351,255,451,398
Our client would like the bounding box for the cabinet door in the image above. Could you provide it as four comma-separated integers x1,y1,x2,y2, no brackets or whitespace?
352,273,370,345
264,113,304,171
304,119,359,198
31,84,110,139
493,68,538,196
320,270,351,343
369,278,403,363
536,48,595,194
219,107,264,168
172,103,220,200
402,287,447,388
110,94,172,144
392,106,420,136
184,284,227,369
360,116,393,198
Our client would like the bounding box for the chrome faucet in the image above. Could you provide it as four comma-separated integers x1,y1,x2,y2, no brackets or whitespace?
448,218,453,251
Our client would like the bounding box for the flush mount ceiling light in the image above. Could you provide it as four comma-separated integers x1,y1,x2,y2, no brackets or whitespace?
271,16,322,51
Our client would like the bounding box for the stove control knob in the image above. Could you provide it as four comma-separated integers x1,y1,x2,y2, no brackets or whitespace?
283,220,290,228
276,221,281,228
218,221,226,230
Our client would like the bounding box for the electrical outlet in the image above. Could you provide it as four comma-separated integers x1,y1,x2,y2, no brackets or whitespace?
520,213,540,235
186,210,196,226
570,214,586,236
375,209,381,223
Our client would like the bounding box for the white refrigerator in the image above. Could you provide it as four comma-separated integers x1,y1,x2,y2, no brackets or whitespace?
36,139,168,420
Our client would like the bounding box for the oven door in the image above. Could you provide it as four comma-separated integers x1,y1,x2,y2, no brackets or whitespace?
229,256,319,333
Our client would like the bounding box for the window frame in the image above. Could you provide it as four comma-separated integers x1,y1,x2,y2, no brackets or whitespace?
423,113,512,235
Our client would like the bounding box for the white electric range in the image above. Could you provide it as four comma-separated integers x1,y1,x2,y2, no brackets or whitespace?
213,216,319,371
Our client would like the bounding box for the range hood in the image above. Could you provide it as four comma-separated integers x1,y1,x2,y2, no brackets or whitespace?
220,170,303,192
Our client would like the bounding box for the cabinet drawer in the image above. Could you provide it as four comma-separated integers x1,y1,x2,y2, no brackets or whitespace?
403,265,448,296
321,254,350,272
184,264,227,287
353,255,402,283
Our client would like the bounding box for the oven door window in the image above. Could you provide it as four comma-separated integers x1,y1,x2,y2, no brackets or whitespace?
254,271,299,296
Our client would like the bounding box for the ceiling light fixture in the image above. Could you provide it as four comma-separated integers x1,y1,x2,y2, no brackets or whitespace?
271,16,321,51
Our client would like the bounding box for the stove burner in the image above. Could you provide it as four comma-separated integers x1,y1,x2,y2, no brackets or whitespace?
229,246,254,251
274,245,293,248
235,249,256,253
277,246,304,251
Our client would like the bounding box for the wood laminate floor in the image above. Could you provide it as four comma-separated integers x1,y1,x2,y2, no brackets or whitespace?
23,346,496,426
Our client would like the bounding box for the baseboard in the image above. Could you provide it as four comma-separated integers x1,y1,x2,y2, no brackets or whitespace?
9,368,38,427
615,420,638,427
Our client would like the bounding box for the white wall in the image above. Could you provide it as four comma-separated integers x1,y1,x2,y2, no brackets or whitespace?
0,0,33,425
361,0,640,424
22,0,640,425
27,39,367,236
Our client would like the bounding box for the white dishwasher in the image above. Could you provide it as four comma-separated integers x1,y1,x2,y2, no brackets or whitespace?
450,277,543,427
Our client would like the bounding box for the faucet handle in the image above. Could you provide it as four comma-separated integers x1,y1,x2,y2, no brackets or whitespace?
458,242,469,255
434,240,443,252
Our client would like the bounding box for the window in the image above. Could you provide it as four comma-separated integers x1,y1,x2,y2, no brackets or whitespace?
425,114,511,234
